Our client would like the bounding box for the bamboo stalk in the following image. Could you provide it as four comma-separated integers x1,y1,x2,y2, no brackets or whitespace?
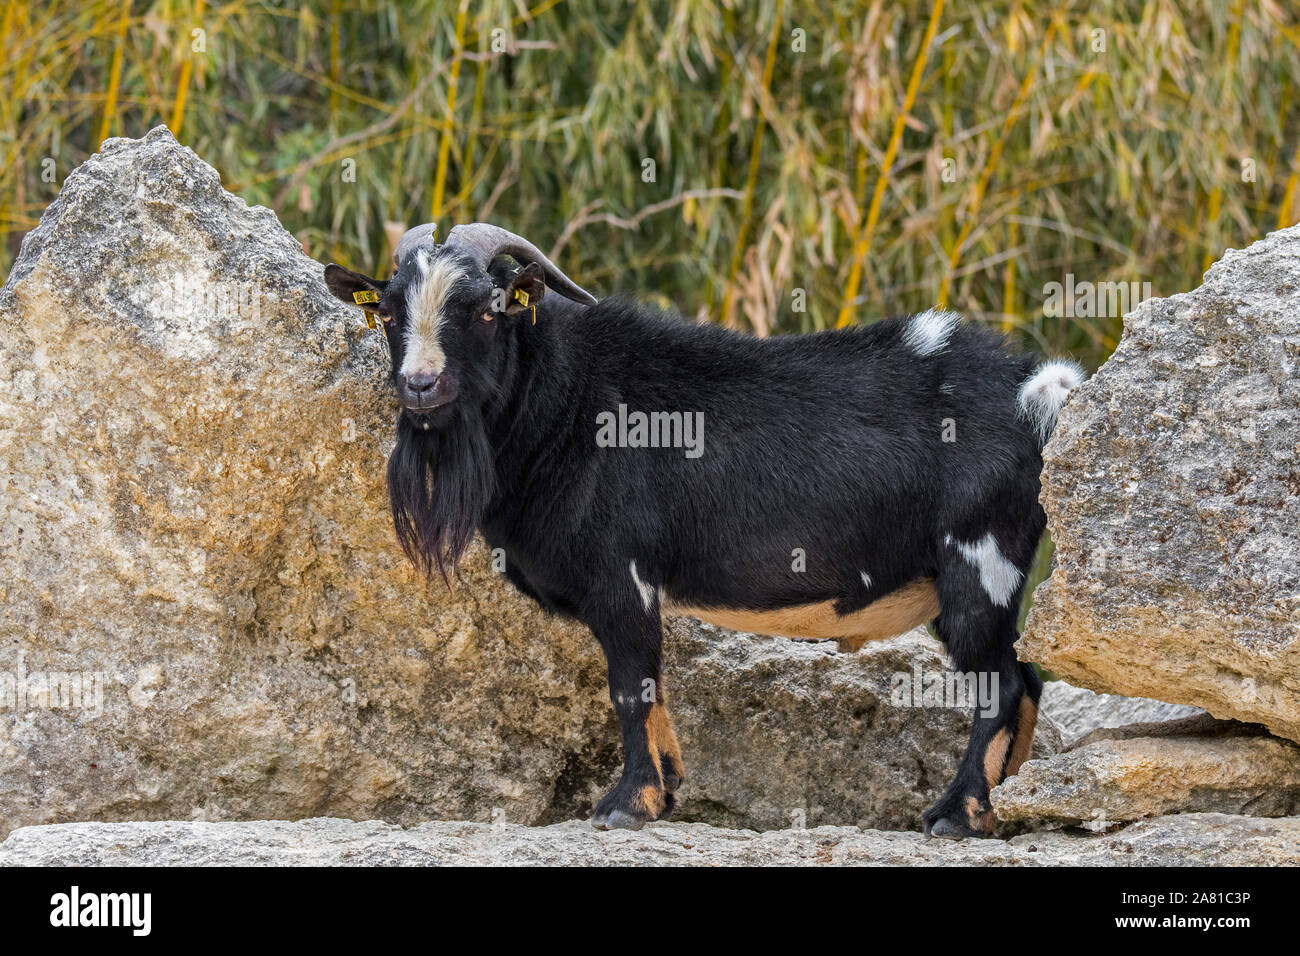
329,0,341,121
430,0,470,221
457,23,488,220
170,0,207,139
835,0,946,328
97,0,131,147
1204,0,1244,272
1001,213,1018,332
1202,185,1221,273
0,0,17,255
936,17,1055,309
720,0,786,328
1279,136,1300,229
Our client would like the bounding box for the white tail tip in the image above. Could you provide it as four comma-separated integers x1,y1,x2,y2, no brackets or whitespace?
1019,359,1084,444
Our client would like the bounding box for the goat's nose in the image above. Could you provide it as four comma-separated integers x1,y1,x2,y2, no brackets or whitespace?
405,370,438,394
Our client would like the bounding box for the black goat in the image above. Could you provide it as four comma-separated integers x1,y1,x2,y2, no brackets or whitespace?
324,223,1082,838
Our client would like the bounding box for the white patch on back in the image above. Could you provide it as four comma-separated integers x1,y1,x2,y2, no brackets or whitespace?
903,308,959,356
1018,359,1085,443
860,571,872,588
629,560,656,612
400,250,466,379
953,533,1023,608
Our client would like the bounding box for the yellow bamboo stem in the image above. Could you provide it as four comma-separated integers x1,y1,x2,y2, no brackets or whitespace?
169,0,207,139
97,0,131,147
458,25,488,219
835,0,946,328
720,0,786,328
1001,213,1018,332
1226,0,1244,68
936,18,1054,309
1202,186,1221,273
329,0,341,120
0,0,16,252
430,0,470,221
1205,0,1244,272
1279,136,1300,229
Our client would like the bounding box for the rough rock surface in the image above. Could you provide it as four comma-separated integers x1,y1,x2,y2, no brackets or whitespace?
1020,224,1300,741
1,814,1295,866
992,719,1300,826
1039,681,1202,747
661,624,1059,832
0,127,1037,839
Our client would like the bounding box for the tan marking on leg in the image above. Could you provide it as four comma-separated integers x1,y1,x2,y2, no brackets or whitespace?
635,784,665,819
965,795,996,834
666,578,939,647
1005,696,1038,778
643,704,663,782
983,727,1012,790
650,701,684,789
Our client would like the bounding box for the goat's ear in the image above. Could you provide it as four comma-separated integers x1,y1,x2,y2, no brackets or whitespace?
503,262,547,316
324,263,388,312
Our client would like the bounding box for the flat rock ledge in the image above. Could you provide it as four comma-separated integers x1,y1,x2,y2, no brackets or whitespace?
0,815,1295,866
992,724,1300,826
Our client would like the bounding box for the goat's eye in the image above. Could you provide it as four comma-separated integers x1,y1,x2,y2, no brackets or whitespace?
481,311,494,323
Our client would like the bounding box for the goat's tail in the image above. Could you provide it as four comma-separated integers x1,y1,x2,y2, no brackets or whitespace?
1017,359,1085,447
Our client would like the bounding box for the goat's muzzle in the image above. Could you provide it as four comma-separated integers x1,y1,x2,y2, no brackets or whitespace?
399,370,458,421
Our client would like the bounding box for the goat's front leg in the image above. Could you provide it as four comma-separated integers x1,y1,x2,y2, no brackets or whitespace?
585,589,675,831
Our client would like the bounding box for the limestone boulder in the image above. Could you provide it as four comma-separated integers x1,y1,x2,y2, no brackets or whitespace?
1020,225,1300,741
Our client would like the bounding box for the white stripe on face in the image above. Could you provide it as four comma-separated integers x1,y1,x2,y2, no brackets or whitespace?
400,250,467,379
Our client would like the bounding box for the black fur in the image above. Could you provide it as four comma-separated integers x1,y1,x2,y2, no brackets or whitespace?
325,244,1070,837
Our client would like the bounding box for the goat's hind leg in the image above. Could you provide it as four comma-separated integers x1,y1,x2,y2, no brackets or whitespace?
585,588,680,830
922,551,1041,839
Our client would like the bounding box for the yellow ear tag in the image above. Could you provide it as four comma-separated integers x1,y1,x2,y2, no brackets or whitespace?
513,288,530,308
353,289,381,304
363,313,376,330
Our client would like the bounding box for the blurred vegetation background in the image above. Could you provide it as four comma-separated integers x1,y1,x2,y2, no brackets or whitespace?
4,0,1300,373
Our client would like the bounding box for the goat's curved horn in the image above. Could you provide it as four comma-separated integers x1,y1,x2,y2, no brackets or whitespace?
392,222,439,270
445,222,598,306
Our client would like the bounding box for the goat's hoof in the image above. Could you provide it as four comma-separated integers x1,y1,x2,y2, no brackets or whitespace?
924,815,977,841
923,793,998,840
591,780,665,830
592,808,647,831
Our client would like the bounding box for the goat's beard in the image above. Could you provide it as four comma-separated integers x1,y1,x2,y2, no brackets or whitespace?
386,404,496,582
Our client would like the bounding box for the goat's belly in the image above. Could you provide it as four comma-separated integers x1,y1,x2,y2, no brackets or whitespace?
664,578,938,649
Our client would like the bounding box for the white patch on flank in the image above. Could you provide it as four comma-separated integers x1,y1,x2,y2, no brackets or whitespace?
1018,359,1084,443
400,250,467,379
954,533,1023,608
860,571,872,588
903,308,959,356
629,560,656,611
